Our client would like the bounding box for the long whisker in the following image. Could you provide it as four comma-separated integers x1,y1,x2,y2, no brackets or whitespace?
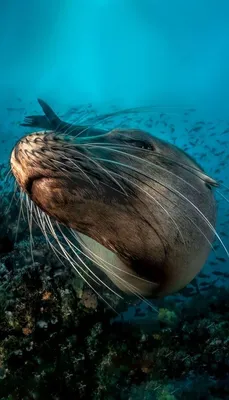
24,142,128,196
216,189,229,205
33,206,76,269
62,104,189,138
70,229,157,285
19,188,27,222
49,158,96,188
94,156,229,257
55,223,123,298
26,196,35,264
93,163,216,256
84,144,201,194
51,148,128,196
83,155,186,245
80,141,218,187
4,167,13,182
54,136,217,188
12,186,24,233
31,138,219,256
35,207,105,287
71,230,158,313
47,222,119,314
51,152,185,246
218,182,229,192
33,203,157,312
35,209,120,312
59,105,94,135
14,188,26,242
5,180,19,215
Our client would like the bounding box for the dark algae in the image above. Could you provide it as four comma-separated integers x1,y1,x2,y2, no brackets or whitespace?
1,99,229,399
0,197,228,400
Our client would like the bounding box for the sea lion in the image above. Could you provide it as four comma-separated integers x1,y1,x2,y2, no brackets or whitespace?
11,101,219,298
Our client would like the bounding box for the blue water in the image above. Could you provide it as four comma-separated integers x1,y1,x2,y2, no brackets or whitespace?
1,0,229,272
1,0,229,109
1,1,229,398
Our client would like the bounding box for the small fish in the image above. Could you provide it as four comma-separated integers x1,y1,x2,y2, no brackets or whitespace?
174,298,183,303
198,272,209,278
199,154,207,159
219,232,227,238
7,107,25,112
135,307,146,317
201,287,211,292
216,257,227,263
222,128,229,134
180,287,195,296
212,271,225,276
135,311,146,317
169,124,175,133
189,126,203,133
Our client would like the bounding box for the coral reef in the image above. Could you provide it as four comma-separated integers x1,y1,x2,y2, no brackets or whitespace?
0,197,229,400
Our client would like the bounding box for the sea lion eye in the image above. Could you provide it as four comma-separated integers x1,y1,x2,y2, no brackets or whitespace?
125,139,155,151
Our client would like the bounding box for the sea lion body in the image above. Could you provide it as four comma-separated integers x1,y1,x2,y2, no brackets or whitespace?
11,102,217,298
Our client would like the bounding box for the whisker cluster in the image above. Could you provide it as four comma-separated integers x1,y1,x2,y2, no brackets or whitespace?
8,109,229,312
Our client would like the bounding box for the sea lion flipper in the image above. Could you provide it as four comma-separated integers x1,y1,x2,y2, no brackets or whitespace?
20,99,63,131
37,98,62,129
20,115,52,130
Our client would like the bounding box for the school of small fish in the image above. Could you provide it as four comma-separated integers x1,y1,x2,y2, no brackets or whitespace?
1,98,229,302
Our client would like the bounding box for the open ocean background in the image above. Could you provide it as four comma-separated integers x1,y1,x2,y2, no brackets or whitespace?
0,1,229,399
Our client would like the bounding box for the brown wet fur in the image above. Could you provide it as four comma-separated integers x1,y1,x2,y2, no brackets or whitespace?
10,129,216,297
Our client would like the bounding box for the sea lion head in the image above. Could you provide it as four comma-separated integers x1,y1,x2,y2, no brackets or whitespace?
10,128,217,298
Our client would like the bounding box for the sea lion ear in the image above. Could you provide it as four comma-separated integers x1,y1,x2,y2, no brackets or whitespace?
202,175,219,188
193,169,219,188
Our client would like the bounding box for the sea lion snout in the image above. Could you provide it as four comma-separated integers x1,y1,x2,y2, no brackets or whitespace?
10,131,63,196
